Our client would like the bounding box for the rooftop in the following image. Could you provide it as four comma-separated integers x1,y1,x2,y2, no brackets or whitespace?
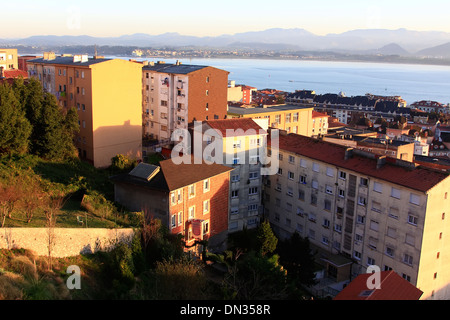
271,132,449,193
227,104,312,116
333,271,423,300
205,118,266,137
111,158,233,192
28,56,111,67
142,63,224,75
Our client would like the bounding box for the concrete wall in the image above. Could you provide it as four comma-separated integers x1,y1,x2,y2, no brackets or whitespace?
0,228,135,258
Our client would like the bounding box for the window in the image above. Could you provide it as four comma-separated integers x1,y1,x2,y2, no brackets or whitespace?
299,175,307,184
82,121,86,129
249,172,259,180
311,194,317,206
248,204,258,212
300,159,307,168
335,224,342,233
358,196,367,206
203,179,210,192
338,189,345,198
405,234,415,246
370,220,379,232
297,207,304,217
288,171,295,180
178,211,183,226
403,254,413,266
324,199,332,211
249,187,258,195
357,215,365,224
326,167,334,177
171,214,176,228
189,206,195,219
354,251,362,260
385,246,395,257
367,257,375,266
287,187,294,197
402,274,411,282
323,218,330,228
339,171,347,180
203,221,209,234
323,185,333,195
322,235,329,245
407,214,418,226
206,76,210,83
289,155,295,163
233,158,240,165
161,100,168,106
308,213,317,222
360,178,368,186
387,227,397,239
298,189,305,201
231,207,239,215
203,200,210,214
231,174,240,182
231,190,239,198
171,192,176,205
391,187,401,199
312,163,320,172
312,180,319,189
409,193,420,206
277,168,283,176
188,184,195,198
373,182,383,193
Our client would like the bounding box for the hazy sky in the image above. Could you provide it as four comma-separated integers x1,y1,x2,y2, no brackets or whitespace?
3,0,450,38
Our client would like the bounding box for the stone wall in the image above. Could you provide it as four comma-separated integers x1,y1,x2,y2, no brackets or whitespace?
0,228,135,258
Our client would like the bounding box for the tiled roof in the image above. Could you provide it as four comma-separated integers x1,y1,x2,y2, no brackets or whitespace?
333,271,423,300
227,104,311,116
312,111,329,118
205,118,266,137
2,70,28,79
271,133,449,193
159,158,233,191
111,158,233,192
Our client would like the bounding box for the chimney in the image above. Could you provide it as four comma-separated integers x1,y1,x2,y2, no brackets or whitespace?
345,148,353,160
377,156,386,169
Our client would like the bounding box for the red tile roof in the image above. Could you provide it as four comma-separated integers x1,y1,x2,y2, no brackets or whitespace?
159,158,233,191
2,70,28,79
312,111,329,118
270,133,449,193
205,118,266,137
334,271,423,300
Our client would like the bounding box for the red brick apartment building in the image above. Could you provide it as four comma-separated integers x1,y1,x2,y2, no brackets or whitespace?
142,61,229,141
111,159,233,251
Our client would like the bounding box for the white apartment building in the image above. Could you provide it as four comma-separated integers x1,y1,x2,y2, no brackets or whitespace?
264,131,450,300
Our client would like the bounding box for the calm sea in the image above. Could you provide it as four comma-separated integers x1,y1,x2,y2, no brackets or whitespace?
112,56,450,105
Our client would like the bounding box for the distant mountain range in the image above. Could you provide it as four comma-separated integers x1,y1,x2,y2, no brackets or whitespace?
2,28,450,58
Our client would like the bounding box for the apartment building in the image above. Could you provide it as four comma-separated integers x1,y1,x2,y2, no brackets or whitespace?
227,104,315,136
227,80,257,105
194,118,267,232
0,48,18,71
27,53,143,168
312,111,329,137
142,61,229,141
264,131,450,299
111,160,233,251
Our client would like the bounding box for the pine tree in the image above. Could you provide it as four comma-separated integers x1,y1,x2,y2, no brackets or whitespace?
256,220,278,256
0,83,32,155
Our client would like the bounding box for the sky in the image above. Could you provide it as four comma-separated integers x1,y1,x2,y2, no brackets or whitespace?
3,0,450,38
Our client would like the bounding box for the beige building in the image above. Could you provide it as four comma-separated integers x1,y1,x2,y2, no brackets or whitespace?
28,53,143,168
265,131,450,299
0,48,18,71
194,118,267,232
227,104,315,136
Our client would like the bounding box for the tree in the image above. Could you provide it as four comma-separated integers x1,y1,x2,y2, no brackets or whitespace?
277,232,317,287
0,83,32,155
256,220,278,256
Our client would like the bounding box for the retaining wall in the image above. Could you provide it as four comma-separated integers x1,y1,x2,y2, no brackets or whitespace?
0,228,135,258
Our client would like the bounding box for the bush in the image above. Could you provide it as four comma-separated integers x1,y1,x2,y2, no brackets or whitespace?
111,154,137,171
81,191,116,220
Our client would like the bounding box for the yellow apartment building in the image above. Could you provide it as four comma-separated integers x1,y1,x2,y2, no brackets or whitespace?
27,53,143,168
227,104,315,137
0,48,18,70
265,131,450,299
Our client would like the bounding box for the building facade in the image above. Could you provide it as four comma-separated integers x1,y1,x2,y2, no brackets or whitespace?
196,118,267,233
112,160,233,252
227,104,315,136
264,131,450,299
27,53,143,168
142,61,229,141
0,48,18,71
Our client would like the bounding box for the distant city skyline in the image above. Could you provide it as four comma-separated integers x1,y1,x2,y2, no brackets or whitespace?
3,0,450,39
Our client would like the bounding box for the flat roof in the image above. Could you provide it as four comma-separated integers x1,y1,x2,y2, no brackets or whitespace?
142,63,218,75
28,56,111,67
228,104,312,116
